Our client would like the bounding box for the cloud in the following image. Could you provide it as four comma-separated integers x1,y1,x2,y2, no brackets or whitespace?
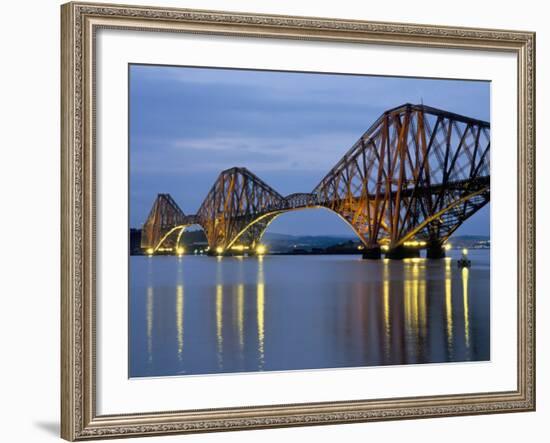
129,64,490,233
131,64,490,114
131,131,361,176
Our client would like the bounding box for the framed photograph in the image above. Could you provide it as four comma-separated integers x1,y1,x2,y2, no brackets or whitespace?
61,1,536,440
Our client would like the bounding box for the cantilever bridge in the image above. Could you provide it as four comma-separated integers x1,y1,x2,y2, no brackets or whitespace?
140,104,490,259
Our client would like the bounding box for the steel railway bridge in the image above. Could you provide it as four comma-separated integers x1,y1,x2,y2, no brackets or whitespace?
140,104,490,259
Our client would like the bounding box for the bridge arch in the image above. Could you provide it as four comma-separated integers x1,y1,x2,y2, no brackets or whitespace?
225,205,370,252
393,186,490,248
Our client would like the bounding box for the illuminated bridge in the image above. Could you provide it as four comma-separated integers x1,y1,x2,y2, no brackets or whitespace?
140,104,490,259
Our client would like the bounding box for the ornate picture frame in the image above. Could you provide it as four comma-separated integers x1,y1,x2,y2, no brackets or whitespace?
61,1,535,440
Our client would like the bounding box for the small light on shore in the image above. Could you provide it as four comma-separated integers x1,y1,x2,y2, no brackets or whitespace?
462,248,468,256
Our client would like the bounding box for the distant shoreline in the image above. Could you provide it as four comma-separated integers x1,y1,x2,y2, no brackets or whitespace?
129,246,490,257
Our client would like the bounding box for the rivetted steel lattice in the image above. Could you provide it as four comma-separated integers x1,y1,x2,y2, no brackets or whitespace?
195,168,285,250
313,104,490,248
141,194,188,251
140,104,490,254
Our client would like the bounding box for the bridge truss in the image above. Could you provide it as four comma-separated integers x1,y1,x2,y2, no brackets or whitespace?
140,104,490,257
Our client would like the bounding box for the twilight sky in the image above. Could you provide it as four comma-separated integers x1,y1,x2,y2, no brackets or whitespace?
129,64,490,237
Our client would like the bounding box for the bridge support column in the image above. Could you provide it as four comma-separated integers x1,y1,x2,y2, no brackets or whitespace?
426,242,446,259
385,245,420,260
362,247,381,260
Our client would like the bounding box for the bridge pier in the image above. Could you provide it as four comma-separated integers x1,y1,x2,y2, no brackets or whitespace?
362,247,381,260
385,245,421,260
426,242,446,259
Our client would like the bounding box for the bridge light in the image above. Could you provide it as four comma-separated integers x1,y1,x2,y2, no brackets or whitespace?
146,248,154,256
216,246,224,255
404,240,427,247
256,244,266,255
176,247,184,256
381,245,389,252
444,243,452,251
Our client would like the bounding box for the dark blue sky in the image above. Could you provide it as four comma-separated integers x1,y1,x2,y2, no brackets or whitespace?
130,64,490,237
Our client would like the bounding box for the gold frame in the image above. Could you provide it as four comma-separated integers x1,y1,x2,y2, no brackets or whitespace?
61,1,536,440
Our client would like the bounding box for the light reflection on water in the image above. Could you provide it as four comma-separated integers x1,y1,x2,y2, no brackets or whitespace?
257,257,265,369
130,251,490,377
175,258,184,362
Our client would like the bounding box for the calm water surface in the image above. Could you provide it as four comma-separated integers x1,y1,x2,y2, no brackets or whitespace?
129,251,490,377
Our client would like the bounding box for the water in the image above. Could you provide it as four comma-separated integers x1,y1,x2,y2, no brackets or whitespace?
129,250,490,377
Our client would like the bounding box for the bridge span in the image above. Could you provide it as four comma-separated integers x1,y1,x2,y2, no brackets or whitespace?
140,104,490,259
